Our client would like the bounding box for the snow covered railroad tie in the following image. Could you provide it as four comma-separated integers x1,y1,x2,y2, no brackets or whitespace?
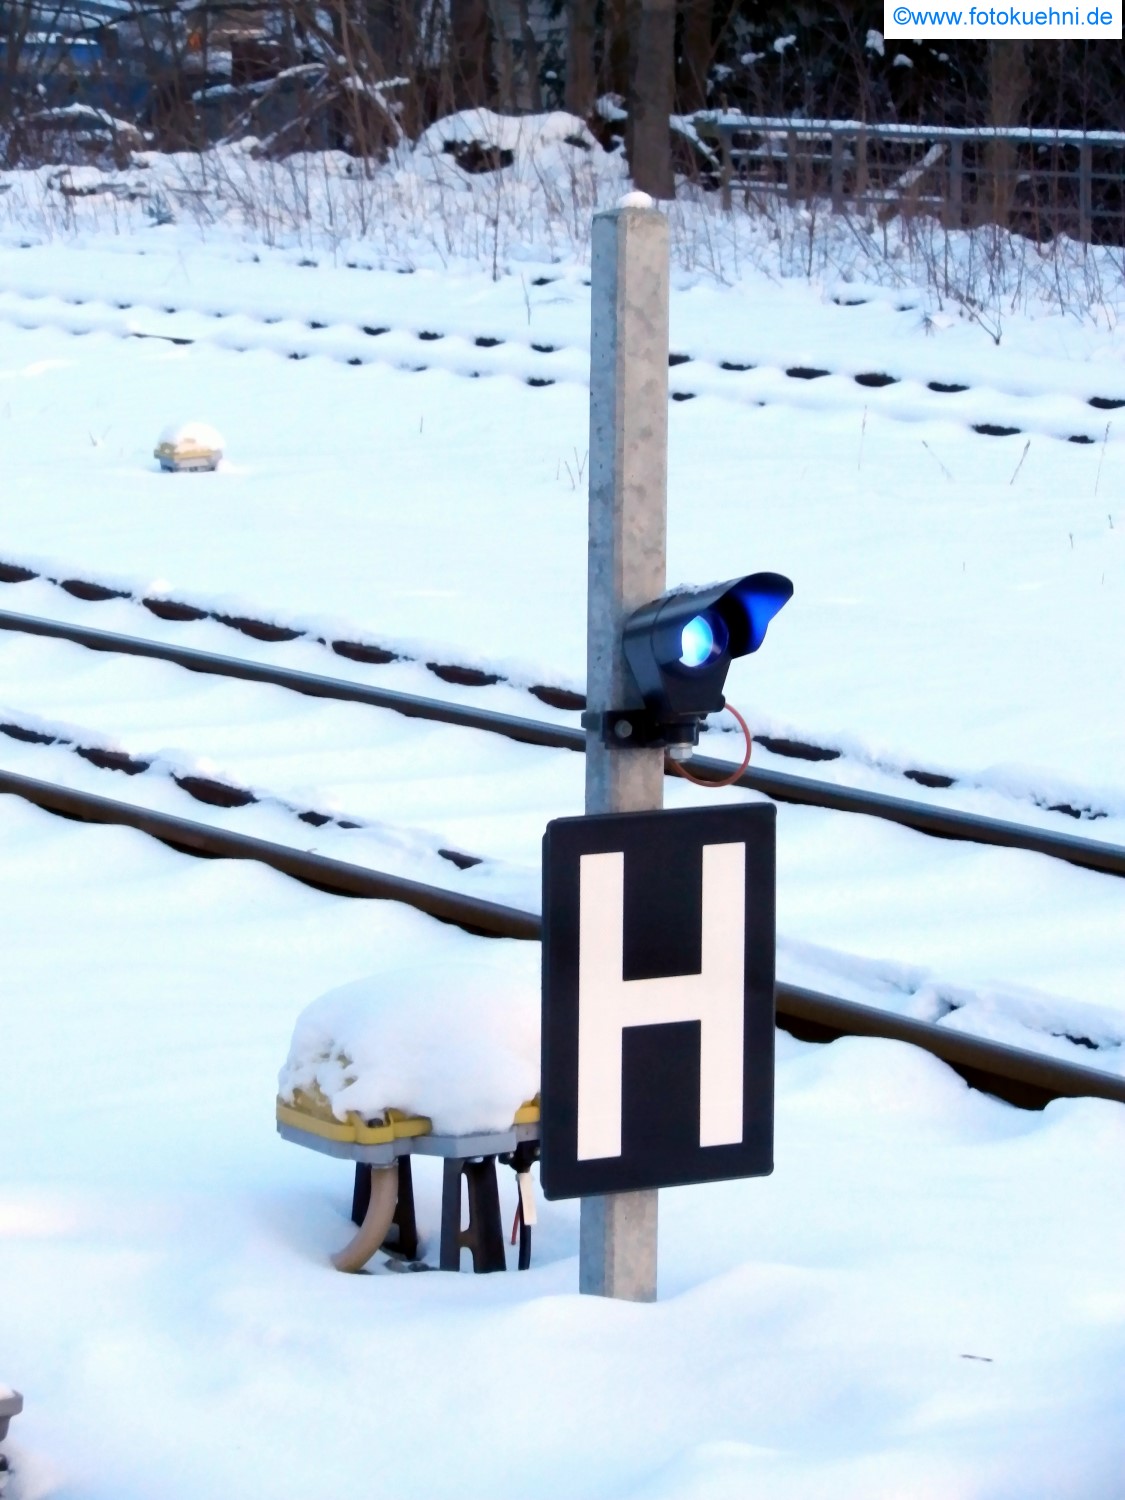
276,960,542,1274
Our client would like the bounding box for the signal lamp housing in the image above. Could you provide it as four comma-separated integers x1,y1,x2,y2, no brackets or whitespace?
584,572,793,756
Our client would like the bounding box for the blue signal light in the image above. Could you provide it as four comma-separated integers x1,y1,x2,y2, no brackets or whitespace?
680,615,713,666
620,571,791,737
679,613,726,667
733,576,794,652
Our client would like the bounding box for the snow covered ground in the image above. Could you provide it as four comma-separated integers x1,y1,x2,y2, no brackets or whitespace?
0,238,1121,798
1,114,1123,1497
2,798,1123,1500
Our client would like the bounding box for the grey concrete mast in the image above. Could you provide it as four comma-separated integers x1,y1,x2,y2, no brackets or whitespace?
580,197,670,1302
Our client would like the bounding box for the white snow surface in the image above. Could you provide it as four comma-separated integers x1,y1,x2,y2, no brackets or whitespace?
0,125,1123,1499
0,212,1121,793
1,795,1123,1500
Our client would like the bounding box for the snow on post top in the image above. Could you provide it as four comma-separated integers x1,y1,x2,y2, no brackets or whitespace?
618,191,654,209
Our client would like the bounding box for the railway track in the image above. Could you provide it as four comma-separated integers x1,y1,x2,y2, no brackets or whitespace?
3,254,1124,409
2,594,1122,1104
0,556,1117,824
1,762,1122,1114
1,584,1121,1103
0,601,1121,878
0,280,1120,445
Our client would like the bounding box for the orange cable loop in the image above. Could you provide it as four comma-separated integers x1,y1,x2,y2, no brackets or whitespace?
667,703,752,788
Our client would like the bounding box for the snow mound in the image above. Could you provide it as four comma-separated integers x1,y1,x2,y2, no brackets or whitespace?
407,109,606,184
278,952,540,1135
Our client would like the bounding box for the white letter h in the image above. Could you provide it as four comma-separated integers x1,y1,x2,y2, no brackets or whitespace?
576,843,746,1161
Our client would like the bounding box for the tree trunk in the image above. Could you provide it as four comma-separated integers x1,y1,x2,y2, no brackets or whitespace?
363,0,399,74
450,0,492,108
628,0,675,198
490,0,517,112
516,0,543,112
565,0,596,118
985,40,1029,226
677,0,711,114
393,0,423,133
602,0,631,99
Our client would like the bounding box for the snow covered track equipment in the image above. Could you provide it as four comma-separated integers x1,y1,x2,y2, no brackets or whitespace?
276,1097,542,1273
153,422,225,473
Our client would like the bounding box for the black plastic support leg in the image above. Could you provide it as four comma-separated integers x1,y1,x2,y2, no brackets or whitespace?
385,1156,418,1261
351,1162,370,1226
440,1157,507,1273
517,1216,532,1271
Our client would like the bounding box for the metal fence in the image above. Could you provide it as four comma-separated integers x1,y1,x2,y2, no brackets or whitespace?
693,114,1125,245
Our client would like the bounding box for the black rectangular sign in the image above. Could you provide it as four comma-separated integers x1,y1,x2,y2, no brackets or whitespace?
540,803,776,1200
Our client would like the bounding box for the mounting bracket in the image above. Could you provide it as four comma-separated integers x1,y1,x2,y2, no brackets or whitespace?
580,708,709,757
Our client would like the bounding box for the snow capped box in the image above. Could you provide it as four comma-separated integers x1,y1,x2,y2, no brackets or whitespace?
154,422,224,472
277,955,540,1138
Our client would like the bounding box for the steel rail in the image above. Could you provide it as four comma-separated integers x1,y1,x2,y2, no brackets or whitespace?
0,767,539,940
1,763,1122,1112
774,984,1125,1111
0,607,572,749
2,606,1123,878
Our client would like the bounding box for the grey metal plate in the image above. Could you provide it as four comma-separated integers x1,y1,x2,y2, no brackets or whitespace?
276,1123,397,1166
277,1121,539,1163
411,1124,540,1158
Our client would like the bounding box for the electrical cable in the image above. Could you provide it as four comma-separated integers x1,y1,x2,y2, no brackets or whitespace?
668,703,753,788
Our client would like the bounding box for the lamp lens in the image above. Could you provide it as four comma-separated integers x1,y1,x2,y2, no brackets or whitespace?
680,614,716,667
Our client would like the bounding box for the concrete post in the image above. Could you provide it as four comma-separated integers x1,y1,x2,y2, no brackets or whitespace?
580,199,669,1303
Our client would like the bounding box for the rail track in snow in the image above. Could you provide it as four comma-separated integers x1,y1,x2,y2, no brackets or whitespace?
1,280,1122,446
2,760,1123,1115
0,557,1119,836
1,580,1124,1115
4,636,1120,874
0,561,1121,867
